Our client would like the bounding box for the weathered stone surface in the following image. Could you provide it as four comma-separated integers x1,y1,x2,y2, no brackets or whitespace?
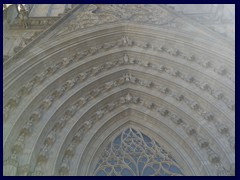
3,4,235,176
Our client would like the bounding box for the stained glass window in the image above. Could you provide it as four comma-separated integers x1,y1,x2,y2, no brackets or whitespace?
94,128,184,176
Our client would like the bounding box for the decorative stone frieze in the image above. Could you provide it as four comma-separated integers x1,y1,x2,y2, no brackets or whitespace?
3,152,19,176
12,134,25,153
55,92,229,175
4,5,234,175
186,126,196,136
4,40,234,125
8,66,233,169
207,148,220,164
195,135,209,149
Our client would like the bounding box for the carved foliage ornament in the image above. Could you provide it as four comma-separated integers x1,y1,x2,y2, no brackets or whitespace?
8,56,233,173
9,64,233,174
65,5,173,32
57,93,230,176
5,36,234,123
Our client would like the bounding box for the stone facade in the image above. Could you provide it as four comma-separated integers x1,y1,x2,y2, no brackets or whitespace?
3,4,235,176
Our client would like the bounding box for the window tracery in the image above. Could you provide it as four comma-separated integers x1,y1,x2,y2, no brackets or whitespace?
94,128,184,176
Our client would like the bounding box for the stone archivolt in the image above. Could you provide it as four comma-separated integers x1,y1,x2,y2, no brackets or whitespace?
3,42,234,124
4,5,234,176
4,55,234,175
5,58,234,151
56,92,229,176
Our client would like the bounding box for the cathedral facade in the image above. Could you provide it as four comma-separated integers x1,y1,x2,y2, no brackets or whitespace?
3,4,235,176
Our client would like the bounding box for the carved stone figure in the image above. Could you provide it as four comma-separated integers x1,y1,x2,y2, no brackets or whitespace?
184,74,194,83
227,137,235,150
19,82,34,95
89,47,99,55
118,76,125,84
7,96,20,108
104,81,114,91
95,110,105,120
125,93,133,103
157,108,169,116
124,73,137,83
40,98,53,110
142,60,151,67
34,73,46,84
77,72,87,82
65,142,76,157
200,82,209,90
18,4,29,28
171,69,180,77
201,60,211,68
30,111,41,122
3,105,11,120
52,87,65,99
226,100,235,111
4,152,18,176
170,114,182,125
62,57,71,67
59,156,70,175
195,135,209,148
203,112,214,121
38,144,49,162
159,87,170,94
132,96,140,104
66,104,78,117
190,101,199,110
73,130,84,144
140,80,154,88
54,117,67,130
216,123,228,134
186,126,196,136
105,61,114,69
45,130,57,145
90,88,100,97
21,120,33,136
145,102,155,109
46,65,58,75
207,148,220,164
65,79,76,89
78,97,87,107
217,163,229,176
83,119,93,130
216,66,227,75
12,134,25,153
167,48,180,56
107,103,116,111
92,66,101,75
103,42,115,50
173,93,184,101
123,54,129,64
121,36,133,46
213,90,224,100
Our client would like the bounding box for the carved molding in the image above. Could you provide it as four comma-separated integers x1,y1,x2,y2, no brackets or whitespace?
4,48,234,128
5,70,234,175
12,71,234,161
60,5,173,34
4,5,234,176
5,52,234,174
52,93,231,176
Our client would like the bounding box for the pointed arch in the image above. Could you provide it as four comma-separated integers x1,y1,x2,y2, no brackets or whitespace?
4,6,234,175
93,127,184,176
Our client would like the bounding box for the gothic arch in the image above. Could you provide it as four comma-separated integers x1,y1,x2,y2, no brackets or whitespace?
76,109,207,176
4,5,234,176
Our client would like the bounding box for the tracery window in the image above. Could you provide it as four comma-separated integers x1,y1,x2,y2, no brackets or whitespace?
94,128,184,176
